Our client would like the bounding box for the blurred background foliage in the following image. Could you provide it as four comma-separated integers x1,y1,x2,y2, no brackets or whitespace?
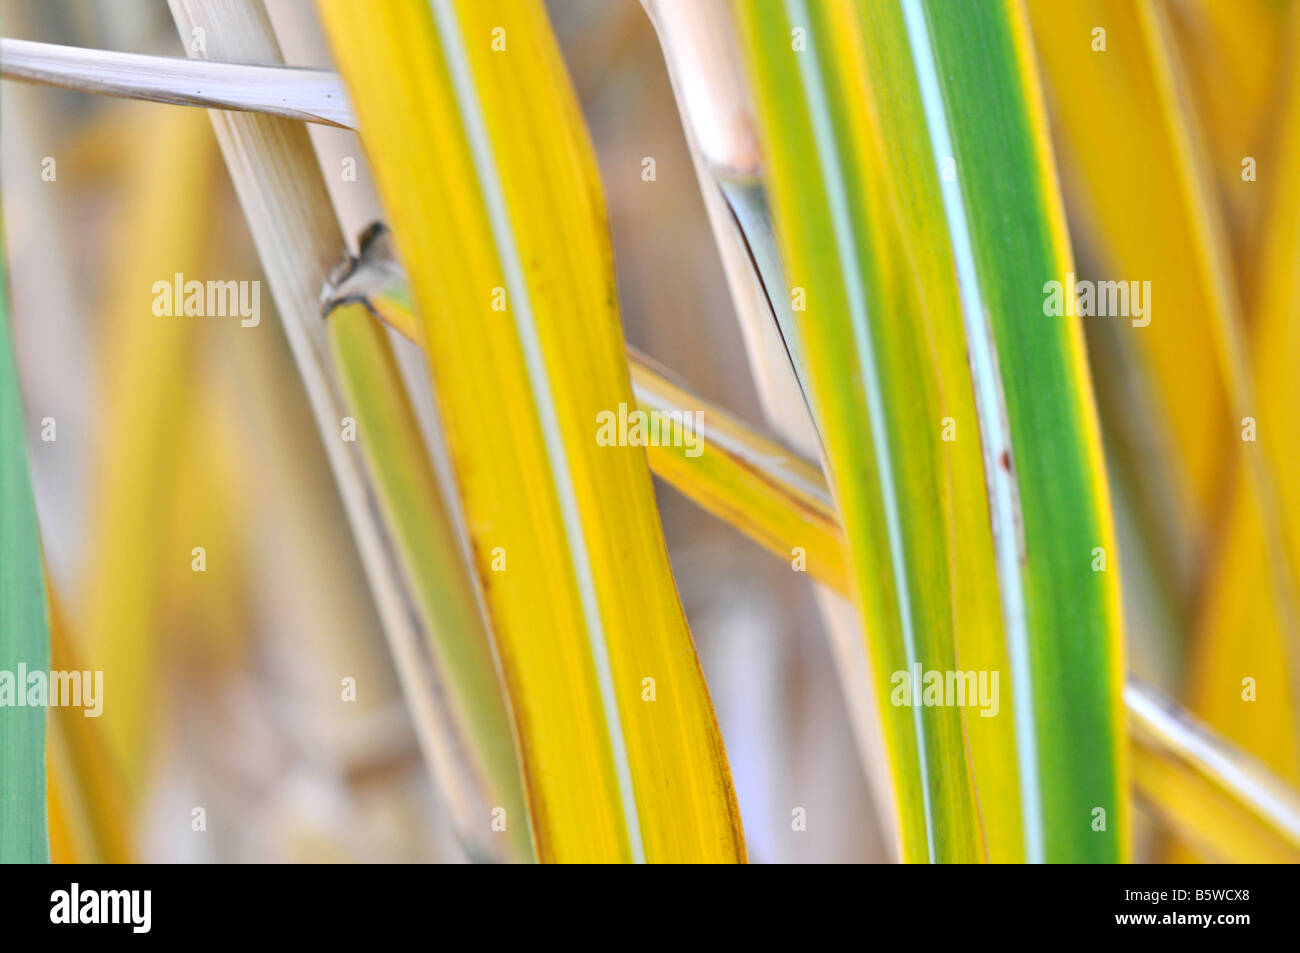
2,0,874,862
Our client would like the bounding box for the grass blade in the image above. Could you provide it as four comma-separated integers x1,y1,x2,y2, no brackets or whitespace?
78,104,212,779
731,0,1126,861
0,38,352,127
1025,1,1240,559
322,237,846,600
0,234,49,863
644,0,900,856
1128,679,1300,863
1189,37,1300,792
317,0,745,862
325,299,532,861
45,591,130,864
166,0,525,862
1028,0,1300,810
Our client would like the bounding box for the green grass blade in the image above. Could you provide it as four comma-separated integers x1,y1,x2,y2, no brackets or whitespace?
732,0,1126,862
0,245,50,863
912,0,1126,862
325,298,533,862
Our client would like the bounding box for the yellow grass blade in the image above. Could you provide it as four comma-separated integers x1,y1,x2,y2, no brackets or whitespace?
157,389,251,669
631,355,848,591
323,238,847,635
1024,0,1271,601
1128,679,1300,863
1187,41,1300,795
45,590,131,864
1164,0,1291,291
1029,0,1300,861
317,0,744,862
79,104,213,782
